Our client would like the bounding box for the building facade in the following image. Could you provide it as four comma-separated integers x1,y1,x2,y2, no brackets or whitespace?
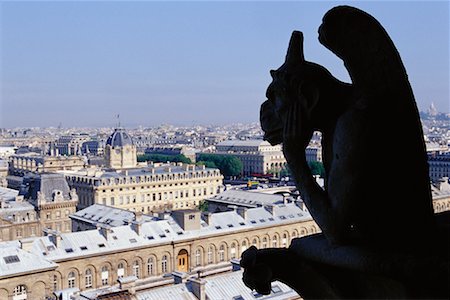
65,163,224,212
214,140,287,176
9,154,86,176
0,202,317,299
428,153,450,182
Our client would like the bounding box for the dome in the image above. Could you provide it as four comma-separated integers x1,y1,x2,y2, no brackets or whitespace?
106,128,134,147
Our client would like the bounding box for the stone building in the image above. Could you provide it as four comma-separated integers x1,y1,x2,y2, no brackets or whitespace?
0,202,317,299
104,128,137,169
19,173,78,234
55,134,91,156
0,173,79,242
428,152,450,182
0,187,40,242
65,162,224,212
9,153,86,176
213,140,287,176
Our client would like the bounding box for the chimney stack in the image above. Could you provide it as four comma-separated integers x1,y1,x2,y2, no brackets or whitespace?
237,207,248,220
188,277,206,300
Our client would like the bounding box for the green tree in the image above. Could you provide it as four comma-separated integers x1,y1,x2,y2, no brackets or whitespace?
196,154,243,177
137,154,191,164
308,161,325,177
198,200,209,212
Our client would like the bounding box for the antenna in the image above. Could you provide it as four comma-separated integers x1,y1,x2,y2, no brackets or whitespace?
116,114,121,128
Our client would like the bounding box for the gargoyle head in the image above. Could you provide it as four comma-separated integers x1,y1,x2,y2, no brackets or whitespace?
261,31,318,147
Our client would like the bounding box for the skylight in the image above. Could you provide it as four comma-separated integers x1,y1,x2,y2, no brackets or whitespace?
65,248,74,253
3,255,20,264
129,238,137,243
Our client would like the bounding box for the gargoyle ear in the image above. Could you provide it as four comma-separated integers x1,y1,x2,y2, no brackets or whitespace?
285,31,305,67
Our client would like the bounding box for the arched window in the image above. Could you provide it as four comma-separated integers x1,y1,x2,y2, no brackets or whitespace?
292,231,298,239
68,271,76,288
230,243,237,259
85,269,93,288
282,233,288,247
272,236,278,247
161,255,168,273
219,245,225,262
101,266,109,286
262,237,268,249
252,238,258,247
117,263,125,278
133,260,140,278
13,285,27,300
207,246,213,264
147,258,154,276
241,240,247,253
195,249,201,266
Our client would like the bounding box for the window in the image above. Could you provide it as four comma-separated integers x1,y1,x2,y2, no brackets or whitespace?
282,234,288,247
13,285,27,300
241,241,247,253
207,246,213,264
262,237,268,249
133,260,140,278
85,269,93,288
68,271,76,288
117,263,125,278
219,245,225,262
230,243,237,259
252,239,257,247
161,255,168,273
272,236,278,247
101,266,109,285
195,249,201,266
4,255,20,264
147,258,154,275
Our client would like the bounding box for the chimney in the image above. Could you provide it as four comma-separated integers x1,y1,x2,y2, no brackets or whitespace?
118,276,137,295
202,212,212,225
265,205,275,215
173,271,188,284
437,177,450,192
237,207,247,220
188,277,206,300
230,258,241,272
15,195,24,203
227,205,238,212
20,238,34,252
48,231,61,247
98,226,111,240
295,200,308,212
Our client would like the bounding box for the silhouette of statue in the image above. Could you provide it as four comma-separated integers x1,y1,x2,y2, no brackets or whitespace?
246,6,449,299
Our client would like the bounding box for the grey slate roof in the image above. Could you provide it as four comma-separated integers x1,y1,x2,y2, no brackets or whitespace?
19,173,71,201
106,128,134,147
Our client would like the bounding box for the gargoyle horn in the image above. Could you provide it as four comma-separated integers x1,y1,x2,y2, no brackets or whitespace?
285,31,305,66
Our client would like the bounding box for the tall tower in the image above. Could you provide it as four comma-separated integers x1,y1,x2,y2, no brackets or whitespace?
104,128,137,169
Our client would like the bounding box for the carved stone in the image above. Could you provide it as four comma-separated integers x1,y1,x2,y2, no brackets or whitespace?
244,5,449,299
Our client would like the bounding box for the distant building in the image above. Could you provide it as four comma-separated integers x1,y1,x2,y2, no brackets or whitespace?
104,128,137,169
9,153,86,176
0,173,78,242
81,140,104,156
64,128,224,213
55,134,91,156
19,173,78,234
428,153,450,182
65,162,224,213
214,140,287,176
305,146,322,162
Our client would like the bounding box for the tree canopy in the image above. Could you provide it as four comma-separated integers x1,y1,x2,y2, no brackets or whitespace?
137,153,191,164
197,153,243,177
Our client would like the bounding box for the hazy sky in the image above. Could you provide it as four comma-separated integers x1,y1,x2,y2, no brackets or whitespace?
1,1,449,128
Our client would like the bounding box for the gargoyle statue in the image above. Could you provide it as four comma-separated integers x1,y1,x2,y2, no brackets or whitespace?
243,5,449,299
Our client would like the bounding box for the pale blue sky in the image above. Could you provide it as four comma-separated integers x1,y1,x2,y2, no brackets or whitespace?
1,1,449,128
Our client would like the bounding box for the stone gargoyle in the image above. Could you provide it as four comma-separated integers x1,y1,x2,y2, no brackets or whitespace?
242,5,449,299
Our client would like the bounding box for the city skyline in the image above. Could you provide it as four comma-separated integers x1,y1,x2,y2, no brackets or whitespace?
1,1,449,128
